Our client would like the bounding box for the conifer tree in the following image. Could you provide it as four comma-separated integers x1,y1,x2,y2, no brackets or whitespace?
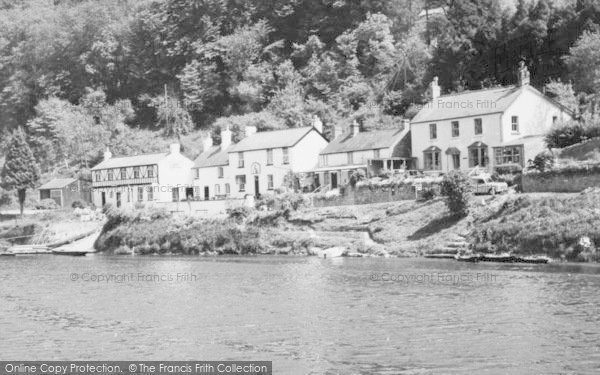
1,128,40,217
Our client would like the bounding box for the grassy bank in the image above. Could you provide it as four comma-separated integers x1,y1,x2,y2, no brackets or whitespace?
95,189,600,261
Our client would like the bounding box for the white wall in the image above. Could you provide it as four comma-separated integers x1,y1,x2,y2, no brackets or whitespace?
502,87,573,143
290,130,329,171
156,151,195,202
411,112,502,171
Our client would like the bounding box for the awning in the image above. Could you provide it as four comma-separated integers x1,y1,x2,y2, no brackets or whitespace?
445,147,460,155
468,141,488,148
423,145,441,152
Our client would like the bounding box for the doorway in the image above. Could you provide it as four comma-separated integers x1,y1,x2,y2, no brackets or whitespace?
116,192,121,208
331,172,338,189
186,187,194,200
254,176,260,198
204,186,209,200
101,192,106,206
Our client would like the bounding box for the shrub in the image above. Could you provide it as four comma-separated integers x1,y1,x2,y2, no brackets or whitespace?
35,198,58,210
439,171,471,217
421,187,437,201
71,200,85,209
532,151,555,172
227,205,254,223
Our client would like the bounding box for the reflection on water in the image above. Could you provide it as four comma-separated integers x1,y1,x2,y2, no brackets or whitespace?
1,255,600,374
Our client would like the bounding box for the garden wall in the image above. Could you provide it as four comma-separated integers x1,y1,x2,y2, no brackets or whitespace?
523,170,600,192
312,185,422,207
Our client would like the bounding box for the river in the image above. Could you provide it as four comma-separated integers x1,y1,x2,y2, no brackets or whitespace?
1,255,600,374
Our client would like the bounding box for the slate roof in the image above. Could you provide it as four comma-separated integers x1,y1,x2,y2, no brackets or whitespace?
91,153,167,170
412,85,526,124
193,146,229,168
319,127,408,155
38,178,77,190
228,127,316,152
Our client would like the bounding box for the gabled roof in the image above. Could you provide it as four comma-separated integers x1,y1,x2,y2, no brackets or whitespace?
193,146,229,168
91,153,167,170
412,84,574,124
320,127,408,155
38,178,77,190
411,85,523,124
228,127,319,153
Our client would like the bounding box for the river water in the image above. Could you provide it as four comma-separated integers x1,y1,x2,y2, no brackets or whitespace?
1,255,600,374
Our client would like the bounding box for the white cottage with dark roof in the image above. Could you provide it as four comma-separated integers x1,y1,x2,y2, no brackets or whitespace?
313,121,412,189
193,123,328,200
411,63,574,172
91,144,194,208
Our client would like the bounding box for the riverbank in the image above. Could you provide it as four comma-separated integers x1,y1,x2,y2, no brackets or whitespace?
94,189,600,261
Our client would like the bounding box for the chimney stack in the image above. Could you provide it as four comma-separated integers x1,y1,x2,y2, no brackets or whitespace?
402,118,410,129
350,120,360,137
430,76,441,99
518,61,530,86
103,147,112,161
312,115,323,134
245,125,257,138
221,126,232,149
202,134,213,151
333,125,343,140
169,143,180,154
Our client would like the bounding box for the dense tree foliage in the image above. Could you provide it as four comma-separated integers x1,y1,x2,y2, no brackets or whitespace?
2,0,600,171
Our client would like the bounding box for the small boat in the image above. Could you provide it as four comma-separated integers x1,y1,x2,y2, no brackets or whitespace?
517,255,551,264
481,253,516,263
0,251,15,256
455,254,482,262
51,249,89,256
424,253,457,259
7,245,51,254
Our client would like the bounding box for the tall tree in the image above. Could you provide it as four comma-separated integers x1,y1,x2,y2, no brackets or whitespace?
1,128,40,217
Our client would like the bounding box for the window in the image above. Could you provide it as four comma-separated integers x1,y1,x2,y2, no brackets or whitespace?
95,172,101,182
225,183,230,195
511,116,519,133
193,186,200,197
552,116,558,124
321,155,328,167
429,123,437,139
373,149,380,159
266,149,273,165
133,167,140,179
172,188,179,202
324,172,330,186
107,170,114,181
120,168,126,180
218,167,224,178
147,166,154,178
494,146,523,166
469,145,489,167
236,175,246,192
424,149,441,170
267,174,274,190
474,118,482,135
147,186,154,201
238,152,244,168
137,187,144,202
215,184,220,195
195,169,200,179
452,154,460,169
347,152,354,164
451,121,460,137
282,147,289,164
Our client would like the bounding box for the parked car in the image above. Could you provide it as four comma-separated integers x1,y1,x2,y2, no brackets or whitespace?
470,177,508,195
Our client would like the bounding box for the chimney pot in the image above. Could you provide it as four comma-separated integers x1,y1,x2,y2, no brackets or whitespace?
221,126,232,149
351,120,360,137
312,115,323,134
518,61,530,86
169,143,180,154
245,125,257,138
430,76,441,99
103,147,112,161
202,134,213,151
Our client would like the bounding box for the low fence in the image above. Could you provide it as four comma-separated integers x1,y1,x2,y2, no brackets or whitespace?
312,184,434,207
154,198,247,218
522,169,600,193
